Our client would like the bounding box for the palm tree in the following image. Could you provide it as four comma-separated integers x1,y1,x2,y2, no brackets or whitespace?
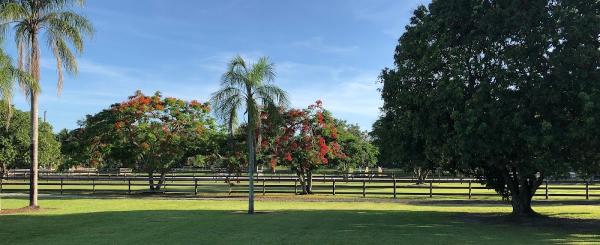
0,46,32,213
0,0,93,208
0,47,17,118
211,55,289,214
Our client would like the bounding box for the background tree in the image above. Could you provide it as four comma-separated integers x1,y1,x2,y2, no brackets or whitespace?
0,0,93,207
72,91,216,191
331,119,378,175
0,104,61,173
0,45,23,176
371,3,454,183
375,0,599,216
265,101,345,194
211,55,289,214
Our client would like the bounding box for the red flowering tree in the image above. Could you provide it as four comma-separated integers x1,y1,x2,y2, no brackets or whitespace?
81,91,216,191
263,100,345,194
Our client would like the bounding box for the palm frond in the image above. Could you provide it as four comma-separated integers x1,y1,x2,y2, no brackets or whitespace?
211,85,245,121
247,56,275,87
221,55,249,89
2,0,93,96
255,83,290,108
48,36,76,95
0,46,36,127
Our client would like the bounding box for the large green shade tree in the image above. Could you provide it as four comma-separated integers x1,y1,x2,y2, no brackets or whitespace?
373,0,599,216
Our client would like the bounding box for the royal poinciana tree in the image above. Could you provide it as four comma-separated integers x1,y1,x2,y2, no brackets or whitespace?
374,0,599,216
76,91,217,191
264,101,345,194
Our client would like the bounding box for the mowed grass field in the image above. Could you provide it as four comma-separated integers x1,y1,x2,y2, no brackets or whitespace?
1,196,600,244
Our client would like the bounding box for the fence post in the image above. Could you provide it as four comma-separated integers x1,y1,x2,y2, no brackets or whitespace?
429,179,433,198
468,180,472,199
362,179,366,197
332,179,336,196
586,182,589,200
60,177,64,195
92,179,96,194
393,177,397,198
128,178,131,195
545,181,549,200
262,179,266,195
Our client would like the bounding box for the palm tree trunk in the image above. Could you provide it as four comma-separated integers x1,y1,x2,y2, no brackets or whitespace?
29,32,40,208
29,91,39,207
247,111,255,214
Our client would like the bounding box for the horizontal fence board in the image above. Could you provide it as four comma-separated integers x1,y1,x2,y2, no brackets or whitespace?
1,173,598,200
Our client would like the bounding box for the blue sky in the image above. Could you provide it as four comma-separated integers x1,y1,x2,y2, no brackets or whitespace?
7,0,429,132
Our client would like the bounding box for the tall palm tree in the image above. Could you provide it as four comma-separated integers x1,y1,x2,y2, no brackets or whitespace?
0,45,34,126
211,55,289,214
0,0,93,208
0,47,16,117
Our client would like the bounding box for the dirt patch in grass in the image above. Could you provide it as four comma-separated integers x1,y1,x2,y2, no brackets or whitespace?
458,212,600,233
0,206,53,215
230,210,276,215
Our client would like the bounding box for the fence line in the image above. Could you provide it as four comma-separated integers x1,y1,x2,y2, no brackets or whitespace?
1,174,598,200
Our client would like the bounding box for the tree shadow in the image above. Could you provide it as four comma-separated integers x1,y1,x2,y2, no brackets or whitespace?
413,199,600,206
0,208,598,244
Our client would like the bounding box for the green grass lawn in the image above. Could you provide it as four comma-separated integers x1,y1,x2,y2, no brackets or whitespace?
1,197,599,244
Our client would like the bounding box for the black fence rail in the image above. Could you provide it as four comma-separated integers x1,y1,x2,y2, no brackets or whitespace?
1,173,599,200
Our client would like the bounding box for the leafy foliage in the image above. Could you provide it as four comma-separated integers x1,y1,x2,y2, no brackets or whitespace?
330,119,378,174
261,101,345,194
68,91,218,190
0,104,61,173
374,0,600,216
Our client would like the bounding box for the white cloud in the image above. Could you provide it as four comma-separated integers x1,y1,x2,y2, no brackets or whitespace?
291,37,358,54
26,54,383,131
276,61,382,130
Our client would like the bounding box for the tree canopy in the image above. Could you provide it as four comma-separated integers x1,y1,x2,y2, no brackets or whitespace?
260,101,346,194
64,91,219,191
373,0,600,216
0,104,61,174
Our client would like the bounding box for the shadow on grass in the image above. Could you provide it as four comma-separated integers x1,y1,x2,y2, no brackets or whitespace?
0,208,598,244
413,199,600,206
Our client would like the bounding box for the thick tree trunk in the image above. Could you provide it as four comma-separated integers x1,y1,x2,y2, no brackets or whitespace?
506,170,544,217
149,171,155,191
296,168,313,194
511,192,535,216
154,172,167,191
414,167,430,185
306,171,313,194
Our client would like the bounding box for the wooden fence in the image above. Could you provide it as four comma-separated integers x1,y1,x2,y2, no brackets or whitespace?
1,173,599,200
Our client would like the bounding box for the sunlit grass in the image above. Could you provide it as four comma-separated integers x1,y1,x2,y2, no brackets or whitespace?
1,197,599,244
